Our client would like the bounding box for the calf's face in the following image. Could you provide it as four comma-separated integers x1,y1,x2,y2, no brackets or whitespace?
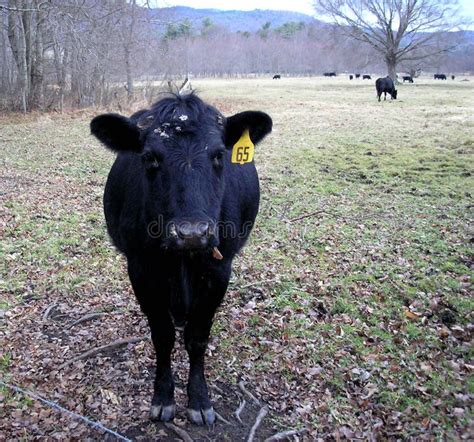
91,94,272,251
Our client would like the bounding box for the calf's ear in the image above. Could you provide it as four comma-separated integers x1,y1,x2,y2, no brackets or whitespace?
225,111,272,148
90,113,142,153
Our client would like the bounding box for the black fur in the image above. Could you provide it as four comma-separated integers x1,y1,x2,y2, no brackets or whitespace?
90,93,272,426
376,76,398,101
90,114,141,152
225,110,272,147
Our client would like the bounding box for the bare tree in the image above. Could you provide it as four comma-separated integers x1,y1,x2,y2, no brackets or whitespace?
5,0,47,111
313,0,466,80
120,0,137,103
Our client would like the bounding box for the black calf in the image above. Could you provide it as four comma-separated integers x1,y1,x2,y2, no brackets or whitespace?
434,74,447,80
376,76,398,102
90,93,272,425
273,74,281,79
323,72,336,77
363,74,372,80
403,76,414,83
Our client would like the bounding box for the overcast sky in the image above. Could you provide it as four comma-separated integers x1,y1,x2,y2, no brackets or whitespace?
155,0,474,22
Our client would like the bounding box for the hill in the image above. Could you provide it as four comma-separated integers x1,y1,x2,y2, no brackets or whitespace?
152,6,320,33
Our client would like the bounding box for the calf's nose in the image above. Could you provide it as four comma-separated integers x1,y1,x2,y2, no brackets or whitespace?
177,221,209,238
171,221,211,249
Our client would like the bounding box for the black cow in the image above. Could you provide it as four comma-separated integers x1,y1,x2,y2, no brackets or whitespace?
323,72,336,77
363,74,372,80
376,76,398,102
403,75,414,83
273,74,281,79
349,75,354,80
434,74,447,80
451,75,455,80
355,73,361,78
90,93,272,425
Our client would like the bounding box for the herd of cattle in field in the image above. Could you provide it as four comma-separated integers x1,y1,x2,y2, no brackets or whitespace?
272,72,456,82
271,72,458,102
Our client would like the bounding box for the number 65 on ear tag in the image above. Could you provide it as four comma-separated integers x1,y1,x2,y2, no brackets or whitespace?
231,129,255,165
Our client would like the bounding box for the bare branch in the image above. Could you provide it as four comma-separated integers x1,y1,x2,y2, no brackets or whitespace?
238,381,261,405
247,406,268,442
57,336,149,371
265,428,308,441
164,423,193,442
234,399,246,423
0,2,47,13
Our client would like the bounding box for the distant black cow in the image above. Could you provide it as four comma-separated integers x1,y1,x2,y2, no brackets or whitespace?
376,76,398,102
363,74,372,80
403,75,414,83
273,74,281,79
451,75,455,80
90,93,272,425
434,74,447,80
349,75,354,80
323,72,337,77
355,73,361,78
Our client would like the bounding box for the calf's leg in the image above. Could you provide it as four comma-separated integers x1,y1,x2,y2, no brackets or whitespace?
185,314,216,425
184,264,230,425
148,313,175,421
128,258,176,421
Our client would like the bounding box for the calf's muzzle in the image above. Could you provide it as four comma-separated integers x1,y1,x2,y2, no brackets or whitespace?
168,220,213,250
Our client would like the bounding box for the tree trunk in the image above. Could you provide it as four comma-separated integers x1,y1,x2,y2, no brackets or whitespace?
385,55,397,83
53,38,67,112
125,44,133,102
30,2,45,109
124,0,137,104
0,16,8,93
22,1,33,96
7,0,29,111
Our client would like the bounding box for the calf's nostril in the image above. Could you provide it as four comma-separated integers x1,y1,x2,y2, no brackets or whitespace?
196,222,210,237
175,221,210,239
177,223,192,238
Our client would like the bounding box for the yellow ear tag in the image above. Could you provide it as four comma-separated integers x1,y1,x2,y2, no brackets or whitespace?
231,129,254,165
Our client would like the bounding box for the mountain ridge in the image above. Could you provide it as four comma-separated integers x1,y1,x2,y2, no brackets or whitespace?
155,6,321,32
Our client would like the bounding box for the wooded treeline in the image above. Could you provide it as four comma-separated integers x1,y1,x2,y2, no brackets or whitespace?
1,0,156,111
1,0,473,111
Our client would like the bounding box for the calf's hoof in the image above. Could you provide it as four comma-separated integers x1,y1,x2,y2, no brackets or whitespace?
187,406,216,426
150,403,176,422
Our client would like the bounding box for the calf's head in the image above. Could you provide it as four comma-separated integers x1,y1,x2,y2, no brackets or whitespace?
91,93,272,251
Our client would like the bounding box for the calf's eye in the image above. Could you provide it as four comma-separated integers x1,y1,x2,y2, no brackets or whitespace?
212,151,224,167
141,151,161,170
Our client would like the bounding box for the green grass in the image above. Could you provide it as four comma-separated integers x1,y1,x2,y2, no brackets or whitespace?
1,76,473,438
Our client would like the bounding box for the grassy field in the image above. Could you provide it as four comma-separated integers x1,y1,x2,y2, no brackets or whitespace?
1,76,473,439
